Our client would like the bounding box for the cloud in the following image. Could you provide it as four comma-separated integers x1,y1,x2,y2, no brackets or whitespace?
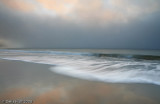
0,39,8,48
36,0,76,16
1,0,160,24
0,0,36,12
0,39,22,48
33,0,160,25
0,0,160,49
74,0,160,24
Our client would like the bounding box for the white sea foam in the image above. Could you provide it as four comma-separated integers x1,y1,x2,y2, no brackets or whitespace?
0,49,160,85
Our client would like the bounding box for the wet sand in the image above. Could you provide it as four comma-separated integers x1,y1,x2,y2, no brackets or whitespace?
0,59,160,104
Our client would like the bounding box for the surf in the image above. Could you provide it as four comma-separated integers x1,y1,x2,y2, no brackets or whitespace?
0,49,160,85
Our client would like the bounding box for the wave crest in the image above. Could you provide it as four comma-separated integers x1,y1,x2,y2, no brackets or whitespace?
0,49,160,85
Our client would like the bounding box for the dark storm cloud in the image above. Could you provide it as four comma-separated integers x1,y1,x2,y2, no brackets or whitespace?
0,0,160,49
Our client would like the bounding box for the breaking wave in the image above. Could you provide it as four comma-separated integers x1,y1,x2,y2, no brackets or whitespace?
0,49,160,85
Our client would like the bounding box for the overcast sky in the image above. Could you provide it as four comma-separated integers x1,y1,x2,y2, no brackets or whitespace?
0,0,160,49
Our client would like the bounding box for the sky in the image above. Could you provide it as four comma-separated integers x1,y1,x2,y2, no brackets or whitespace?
0,0,160,49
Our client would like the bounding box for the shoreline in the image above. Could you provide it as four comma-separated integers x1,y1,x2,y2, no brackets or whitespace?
0,59,160,104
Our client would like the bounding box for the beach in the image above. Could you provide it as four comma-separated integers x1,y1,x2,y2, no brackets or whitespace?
0,59,160,104
1,0,160,103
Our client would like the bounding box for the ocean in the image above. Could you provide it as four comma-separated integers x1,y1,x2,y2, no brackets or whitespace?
0,49,160,85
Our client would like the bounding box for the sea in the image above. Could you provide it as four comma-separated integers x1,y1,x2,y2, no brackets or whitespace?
0,49,160,85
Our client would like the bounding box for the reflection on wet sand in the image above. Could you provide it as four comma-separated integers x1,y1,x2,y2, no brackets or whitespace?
0,60,160,104
0,88,32,100
0,83,158,104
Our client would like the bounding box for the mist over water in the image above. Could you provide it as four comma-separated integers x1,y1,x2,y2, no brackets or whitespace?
0,49,160,85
